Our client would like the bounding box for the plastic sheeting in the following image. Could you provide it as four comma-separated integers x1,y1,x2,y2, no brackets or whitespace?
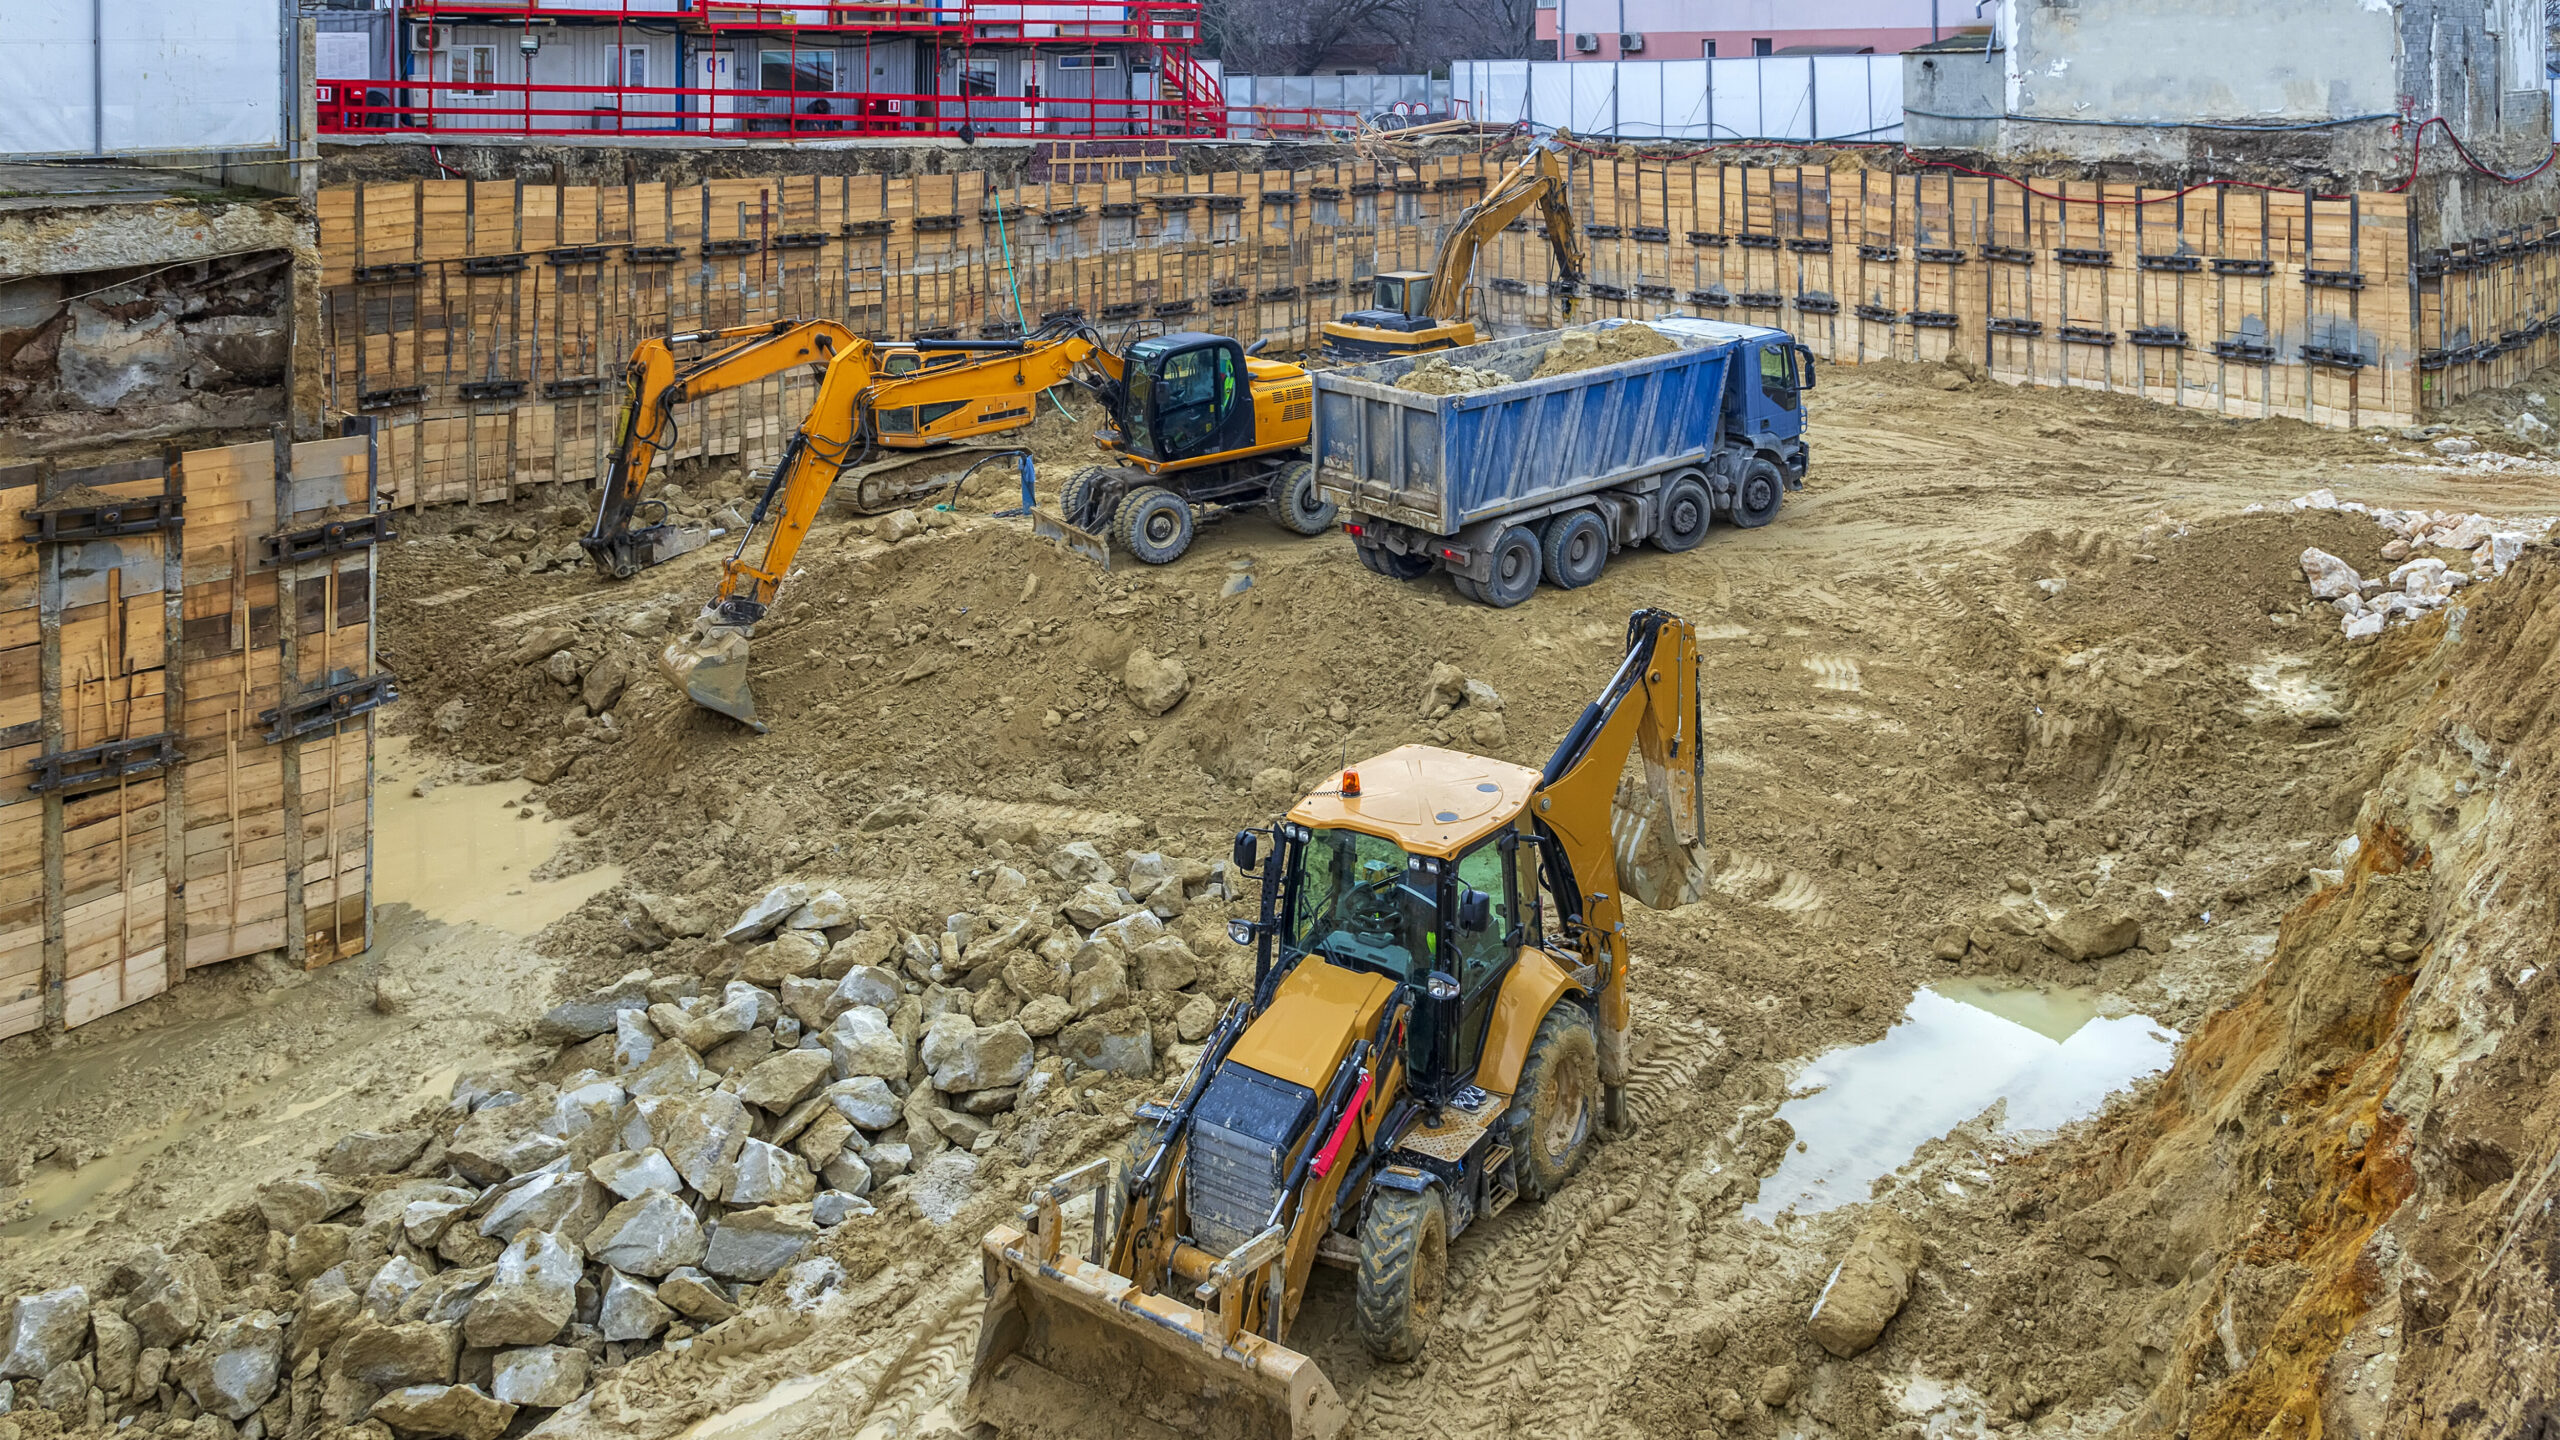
0,0,286,157
1451,56,1902,142
1223,72,1451,135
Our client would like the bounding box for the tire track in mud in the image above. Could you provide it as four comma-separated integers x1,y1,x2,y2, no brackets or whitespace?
1339,1027,1722,1439
848,1271,984,1440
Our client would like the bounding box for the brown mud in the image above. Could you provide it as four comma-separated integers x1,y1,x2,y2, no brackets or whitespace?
2,361,2557,1440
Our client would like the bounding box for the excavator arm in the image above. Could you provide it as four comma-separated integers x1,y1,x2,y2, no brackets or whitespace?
581,320,863,579
1421,140,1587,325
664,326,1114,727
1527,608,1704,1116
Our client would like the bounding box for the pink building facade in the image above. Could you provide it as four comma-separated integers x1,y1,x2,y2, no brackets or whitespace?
1534,0,1943,61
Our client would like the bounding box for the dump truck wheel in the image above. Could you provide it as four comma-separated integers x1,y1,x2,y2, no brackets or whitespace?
1267,461,1337,536
1478,526,1542,607
1359,543,1432,580
1059,465,1118,530
1115,486,1195,565
1541,509,1609,588
1730,458,1785,529
1653,473,1713,552
1449,574,1484,603
1504,1004,1600,1201
1355,1187,1448,1363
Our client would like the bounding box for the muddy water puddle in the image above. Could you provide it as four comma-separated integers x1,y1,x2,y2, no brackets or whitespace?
375,736,621,932
1746,981,2176,1222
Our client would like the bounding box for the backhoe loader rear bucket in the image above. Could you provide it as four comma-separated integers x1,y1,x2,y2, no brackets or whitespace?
1029,507,1111,568
661,612,765,731
966,1165,1347,1440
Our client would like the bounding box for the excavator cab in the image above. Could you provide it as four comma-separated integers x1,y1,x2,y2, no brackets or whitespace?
1121,333,1257,462
1326,272,1471,357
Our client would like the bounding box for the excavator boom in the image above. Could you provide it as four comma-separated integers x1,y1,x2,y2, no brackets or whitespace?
663,324,1111,727
582,320,860,579
1423,141,1587,323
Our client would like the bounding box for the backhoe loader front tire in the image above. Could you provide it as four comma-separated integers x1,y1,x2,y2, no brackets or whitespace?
1355,1187,1448,1363
1504,1004,1600,1201
1267,460,1337,536
1116,486,1196,565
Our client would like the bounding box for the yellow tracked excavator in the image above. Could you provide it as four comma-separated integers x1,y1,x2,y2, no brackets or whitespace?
966,609,1713,1440
581,319,1059,580
1319,135,1587,359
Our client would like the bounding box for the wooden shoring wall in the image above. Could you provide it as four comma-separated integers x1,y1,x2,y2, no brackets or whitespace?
319,157,2447,508
0,430,385,1039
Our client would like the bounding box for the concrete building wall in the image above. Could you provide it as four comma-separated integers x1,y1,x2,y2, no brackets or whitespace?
2000,0,2399,125
1537,0,1941,59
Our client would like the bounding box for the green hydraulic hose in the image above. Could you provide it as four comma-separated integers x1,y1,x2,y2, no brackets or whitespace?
987,187,1076,423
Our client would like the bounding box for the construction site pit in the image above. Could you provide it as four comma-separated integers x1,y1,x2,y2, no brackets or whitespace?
1,357,2557,1440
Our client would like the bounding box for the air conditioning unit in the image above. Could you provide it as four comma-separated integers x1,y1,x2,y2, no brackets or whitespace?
409,23,451,49
1572,32,1601,52
1618,31,1645,51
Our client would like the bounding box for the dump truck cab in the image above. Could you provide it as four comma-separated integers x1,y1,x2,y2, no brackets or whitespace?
1648,315,1814,482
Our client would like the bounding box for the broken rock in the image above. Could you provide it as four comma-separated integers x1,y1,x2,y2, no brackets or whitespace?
653,1270,736,1324
701,1206,818,1283
1122,649,1191,716
919,1016,1035,1093
1806,1214,1923,1358
724,884,812,944
586,1148,683,1201
0,1288,89,1382
823,1006,908,1081
320,1130,433,1178
737,1048,833,1113
534,972,653,1043
256,1175,365,1235
2299,548,2363,601
824,1075,901,1131
654,1090,750,1198
177,1311,286,1421
726,1140,817,1207
584,1192,706,1277
2042,906,2141,962
370,1384,517,1440
1058,1007,1155,1076
462,1232,581,1347
330,1318,459,1389
594,1271,672,1344
489,1345,589,1408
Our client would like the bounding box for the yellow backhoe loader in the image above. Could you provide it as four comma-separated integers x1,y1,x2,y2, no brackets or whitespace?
966,609,1712,1440
580,319,1053,579
1319,136,1587,359
660,317,1333,728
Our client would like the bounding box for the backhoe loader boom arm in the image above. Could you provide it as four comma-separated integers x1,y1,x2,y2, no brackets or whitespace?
1423,141,1587,323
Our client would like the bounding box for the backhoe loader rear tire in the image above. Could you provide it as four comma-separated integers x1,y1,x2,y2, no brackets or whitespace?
1355,1187,1447,1363
1266,460,1337,536
1504,1004,1600,1201
1115,486,1196,565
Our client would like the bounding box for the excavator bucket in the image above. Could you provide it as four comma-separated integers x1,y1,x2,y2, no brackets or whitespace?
1030,506,1112,568
967,1222,1348,1440
661,612,765,731
1612,767,1712,910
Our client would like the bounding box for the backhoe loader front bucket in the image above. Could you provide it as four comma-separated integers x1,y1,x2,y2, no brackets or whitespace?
661,612,764,731
1029,507,1111,568
966,1165,1347,1440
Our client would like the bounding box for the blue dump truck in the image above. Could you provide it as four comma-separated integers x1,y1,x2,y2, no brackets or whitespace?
1310,317,1813,606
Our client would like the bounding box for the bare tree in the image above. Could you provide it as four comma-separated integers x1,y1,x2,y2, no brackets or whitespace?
1412,0,1538,65
1206,0,1418,74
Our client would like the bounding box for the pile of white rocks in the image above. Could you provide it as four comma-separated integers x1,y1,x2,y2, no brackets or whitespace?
0,848,1232,1440
2279,489,2551,638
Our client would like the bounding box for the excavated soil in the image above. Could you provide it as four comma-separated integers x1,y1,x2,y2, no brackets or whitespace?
5,359,2559,1440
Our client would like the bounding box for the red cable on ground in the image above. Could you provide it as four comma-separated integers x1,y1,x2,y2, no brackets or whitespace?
1539,115,2560,206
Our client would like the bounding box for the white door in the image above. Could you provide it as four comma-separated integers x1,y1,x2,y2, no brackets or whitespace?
700,50,738,131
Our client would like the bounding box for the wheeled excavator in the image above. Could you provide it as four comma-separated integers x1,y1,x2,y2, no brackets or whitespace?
1320,135,1588,359
580,319,1058,580
966,609,1714,1440
660,316,1334,728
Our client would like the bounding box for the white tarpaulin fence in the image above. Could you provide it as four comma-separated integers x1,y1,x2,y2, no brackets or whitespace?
1223,72,1452,135
0,0,288,157
1451,57,1903,142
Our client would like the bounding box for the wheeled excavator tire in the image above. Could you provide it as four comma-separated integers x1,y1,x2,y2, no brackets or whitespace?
1266,460,1338,536
1059,464,1120,532
1502,1004,1600,1201
1354,1186,1448,1363
1116,485,1197,565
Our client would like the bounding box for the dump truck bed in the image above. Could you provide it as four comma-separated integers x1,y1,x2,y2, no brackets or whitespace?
1309,318,1758,536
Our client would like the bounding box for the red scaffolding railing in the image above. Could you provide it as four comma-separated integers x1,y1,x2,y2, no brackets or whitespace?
399,0,1202,43
316,77,1366,140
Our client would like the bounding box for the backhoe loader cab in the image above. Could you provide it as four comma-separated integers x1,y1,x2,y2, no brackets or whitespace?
967,611,1709,1440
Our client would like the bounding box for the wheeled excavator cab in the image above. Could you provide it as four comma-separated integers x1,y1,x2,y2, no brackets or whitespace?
1118,333,1258,463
